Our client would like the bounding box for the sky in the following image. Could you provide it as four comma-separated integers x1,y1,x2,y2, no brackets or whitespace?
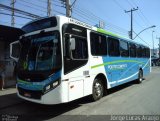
0,0,160,49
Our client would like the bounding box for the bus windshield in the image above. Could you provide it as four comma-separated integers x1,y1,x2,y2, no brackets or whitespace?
18,31,61,73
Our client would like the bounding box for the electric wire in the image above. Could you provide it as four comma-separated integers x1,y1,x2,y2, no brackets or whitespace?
0,12,34,20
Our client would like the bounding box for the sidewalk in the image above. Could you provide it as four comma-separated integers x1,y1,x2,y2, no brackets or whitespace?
0,87,16,96
0,87,23,109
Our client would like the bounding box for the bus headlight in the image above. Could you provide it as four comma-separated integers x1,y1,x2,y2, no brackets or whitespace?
46,85,51,91
52,81,58,87
44,81,59,93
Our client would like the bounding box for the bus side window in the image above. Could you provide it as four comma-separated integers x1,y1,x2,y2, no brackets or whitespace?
120,40,129,57
71,35,88,59
142,46,146,58
146,48,150,58
108,37,120,56
137,45,142,58
90,32,107,56
129,43,136,57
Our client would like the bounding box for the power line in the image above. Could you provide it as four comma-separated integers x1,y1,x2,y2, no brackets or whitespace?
20,0,65,15
127,0,149,27
0,4,41,18
73,8,127,34
126,0,147,29
17,2,47,13
52,8,65,15
0,0,138,38
113,0,125,11
73,9,128,36
73,4,128,33
0,20,24,26
131,0,152,26
21,0,46,9
133,31,150,46
128,0,157,44
113,0,142,28
115,0,150,39
126,0,134,8
0,12,34,20
73,10,97,25
71,0,77,8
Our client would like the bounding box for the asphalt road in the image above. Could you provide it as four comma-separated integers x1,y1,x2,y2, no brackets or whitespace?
0,67,160,121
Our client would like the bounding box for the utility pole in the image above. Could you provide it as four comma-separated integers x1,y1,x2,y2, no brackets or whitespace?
47,0,52,17
156,37,160,58
66,0,71,17
60,0,77,17
152,31,155,57
11,0,16,27
125,7,138,39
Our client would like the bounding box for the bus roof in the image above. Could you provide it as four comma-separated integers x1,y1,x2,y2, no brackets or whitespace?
22,15,150,48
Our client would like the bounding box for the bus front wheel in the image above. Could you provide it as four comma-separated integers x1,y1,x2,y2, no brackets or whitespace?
92,78,104,101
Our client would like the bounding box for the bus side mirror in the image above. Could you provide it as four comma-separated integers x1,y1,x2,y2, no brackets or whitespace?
10,41,21,62
54,38,58,44
67,38,75,60
70,38,75,50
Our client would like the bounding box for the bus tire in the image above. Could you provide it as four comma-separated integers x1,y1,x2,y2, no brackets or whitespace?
137,70,143,83
92,78,104,101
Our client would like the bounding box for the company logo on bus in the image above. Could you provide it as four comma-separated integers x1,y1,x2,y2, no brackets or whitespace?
108,64,127,70
69,18,92,29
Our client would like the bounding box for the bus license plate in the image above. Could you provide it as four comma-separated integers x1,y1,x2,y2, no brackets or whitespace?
24,93,31,97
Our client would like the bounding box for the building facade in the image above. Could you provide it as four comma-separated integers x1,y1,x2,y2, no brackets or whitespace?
0,25,23,87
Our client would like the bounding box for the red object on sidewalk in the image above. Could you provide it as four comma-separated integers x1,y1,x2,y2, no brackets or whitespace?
0,79,3,90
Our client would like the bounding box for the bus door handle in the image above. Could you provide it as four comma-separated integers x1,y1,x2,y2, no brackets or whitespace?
85,75,90,78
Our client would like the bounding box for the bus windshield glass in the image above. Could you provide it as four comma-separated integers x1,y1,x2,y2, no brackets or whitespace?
22,17,57,33
18,31,61,72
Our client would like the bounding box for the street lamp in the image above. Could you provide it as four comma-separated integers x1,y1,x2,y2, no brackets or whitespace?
152,31,155,57
133,25,156,40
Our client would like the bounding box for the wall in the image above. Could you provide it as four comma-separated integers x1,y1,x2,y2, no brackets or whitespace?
0,40,16,87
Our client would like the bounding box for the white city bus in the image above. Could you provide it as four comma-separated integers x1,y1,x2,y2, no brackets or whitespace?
10,15,150,104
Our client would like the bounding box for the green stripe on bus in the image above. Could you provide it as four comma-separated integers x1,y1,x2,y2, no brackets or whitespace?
91,60,145,69
97,28,118,37
97,28,127,39
17,79,32,85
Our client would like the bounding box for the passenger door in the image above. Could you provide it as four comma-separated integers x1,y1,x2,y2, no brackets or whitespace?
62,24,89,101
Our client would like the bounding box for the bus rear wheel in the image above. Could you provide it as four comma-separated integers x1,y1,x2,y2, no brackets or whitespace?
92,78,104,101
137,70,143,83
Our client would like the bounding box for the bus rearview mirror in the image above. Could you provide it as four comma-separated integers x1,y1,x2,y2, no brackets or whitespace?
54,38,58,43
10,40,21,62
70,38,75,50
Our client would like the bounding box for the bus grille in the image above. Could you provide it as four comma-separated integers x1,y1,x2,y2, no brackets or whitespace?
18,87,43,100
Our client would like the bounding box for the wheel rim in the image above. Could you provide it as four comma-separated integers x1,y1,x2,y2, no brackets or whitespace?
94,81,102,98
